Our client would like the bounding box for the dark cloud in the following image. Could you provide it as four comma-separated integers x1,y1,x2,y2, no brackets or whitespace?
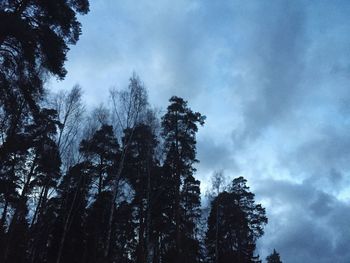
256,179,350,263
196,135,237,176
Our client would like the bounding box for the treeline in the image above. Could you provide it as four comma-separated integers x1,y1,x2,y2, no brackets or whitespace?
0,77,268,262
0,1,281,263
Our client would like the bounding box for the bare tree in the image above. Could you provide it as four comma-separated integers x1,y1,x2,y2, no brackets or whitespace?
51,85,85,172
103,74,148,258
208,170,226,263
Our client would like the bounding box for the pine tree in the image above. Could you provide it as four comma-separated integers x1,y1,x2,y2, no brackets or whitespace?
50,162,92,263
205,177,267,263
123,124,158,263
81,125,120,262
0,0,90,161
0,2,90,261
266,249,282,263
80,124,120,195
180,174,202,262
161,96,205,261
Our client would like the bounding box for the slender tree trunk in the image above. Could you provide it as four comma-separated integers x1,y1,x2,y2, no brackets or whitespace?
175,171,181,258
103,123,138,260
30,186,45,228
174,112,181,260
137,203,145,263
103,149,126,259
28,186,45,263
145,157,153,263
215,203,219,263
56,180,82,263
98,157,103,195
3,154,36,261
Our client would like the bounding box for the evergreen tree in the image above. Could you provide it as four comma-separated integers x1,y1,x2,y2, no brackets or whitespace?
123,124,158,263
0,0,90,161
81,125,120,263
0,2,90,261
266,249,282,263
206,177,267,263
80,124,120,195
161,96,205,261
180,174,202,262
1,108,61,263
49,162,92,263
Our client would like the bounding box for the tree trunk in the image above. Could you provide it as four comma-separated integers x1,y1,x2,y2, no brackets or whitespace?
103,149,126,259
174,112,181,259
56,179,82,263
30,186,45,228
103,124,138,260
145,156,153,263
215,203,219,263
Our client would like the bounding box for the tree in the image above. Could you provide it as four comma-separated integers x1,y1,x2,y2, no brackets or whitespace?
50,161,93,263
123,124,158,263
206,171,227,263
266,249,282,263
103,74,148,259
205,177,267,263
1,108,61,263
0,0,89,83
161,96,205,261
51,85,85,172
80,124,120,195
0,2,90,260
180,174,202,262
0,0,90,160
79,125,120,262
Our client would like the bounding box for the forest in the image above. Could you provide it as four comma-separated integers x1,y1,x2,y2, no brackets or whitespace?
0,1,285,263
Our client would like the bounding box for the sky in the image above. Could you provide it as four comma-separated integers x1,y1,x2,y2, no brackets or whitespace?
49,1,350,262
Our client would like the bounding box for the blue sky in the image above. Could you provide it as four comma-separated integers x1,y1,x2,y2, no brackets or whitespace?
49,1,350,262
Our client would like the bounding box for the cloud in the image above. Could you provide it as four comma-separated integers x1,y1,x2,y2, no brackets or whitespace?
256,179,350,263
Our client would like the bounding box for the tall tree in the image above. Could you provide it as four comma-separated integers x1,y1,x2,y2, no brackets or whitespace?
103,74,148,259
50,161,92,263
0,2,89,260
161,96,205,261
2,108,61,263
80,124,119,195
0,0,90,158
266,249,282,263
51,85,85,172
206,171,227,263
123,124,158,263
206,177,267,263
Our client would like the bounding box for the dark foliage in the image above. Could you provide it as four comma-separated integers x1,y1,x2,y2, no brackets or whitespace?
266,249,282,263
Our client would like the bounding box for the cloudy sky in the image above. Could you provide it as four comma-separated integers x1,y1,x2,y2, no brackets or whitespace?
49,1,350,262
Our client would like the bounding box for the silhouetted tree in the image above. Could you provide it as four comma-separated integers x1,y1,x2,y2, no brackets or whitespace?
206,177,267,263
123,124,158,263
0,2,90,261
80,124,119,195
103,75,148,259
51,85,85,171
161,96,205,261
0,0,90,160
2,108,61,263
206,171,227,263
50,161,92,263
266,249,282,263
